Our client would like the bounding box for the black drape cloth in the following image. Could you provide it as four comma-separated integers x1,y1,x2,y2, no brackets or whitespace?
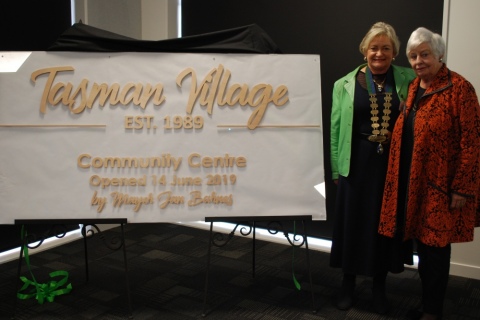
47,22,281,53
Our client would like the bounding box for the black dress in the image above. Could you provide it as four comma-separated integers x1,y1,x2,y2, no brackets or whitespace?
329,68,409,277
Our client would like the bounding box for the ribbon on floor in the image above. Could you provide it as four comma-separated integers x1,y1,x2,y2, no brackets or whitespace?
17,226,73,304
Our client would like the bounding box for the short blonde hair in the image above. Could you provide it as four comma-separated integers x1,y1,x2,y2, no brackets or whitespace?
359,22,400,57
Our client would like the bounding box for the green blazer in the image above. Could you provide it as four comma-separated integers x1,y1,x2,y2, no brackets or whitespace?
330,64,415,179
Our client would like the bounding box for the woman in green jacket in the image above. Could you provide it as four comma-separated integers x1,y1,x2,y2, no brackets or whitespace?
329,22,415,313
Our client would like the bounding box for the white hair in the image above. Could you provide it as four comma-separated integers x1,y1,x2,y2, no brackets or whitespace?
406,27,446,60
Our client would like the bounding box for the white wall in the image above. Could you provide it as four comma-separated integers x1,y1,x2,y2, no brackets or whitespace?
74,0,178,40
141,0,179,40
443,0,480,280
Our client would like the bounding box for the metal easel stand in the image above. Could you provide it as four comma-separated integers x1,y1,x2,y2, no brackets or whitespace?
12,219,132,319
201,215,317,317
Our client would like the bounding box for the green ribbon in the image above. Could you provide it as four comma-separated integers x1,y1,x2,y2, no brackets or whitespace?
17,226,73,304
17,271,73,304
292,221,301,290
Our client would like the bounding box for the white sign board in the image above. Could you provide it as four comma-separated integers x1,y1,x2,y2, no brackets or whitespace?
0,52,325,224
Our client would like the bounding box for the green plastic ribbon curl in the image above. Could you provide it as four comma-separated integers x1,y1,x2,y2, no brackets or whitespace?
17,271,73,304
292,221,301,291
17,226,73,304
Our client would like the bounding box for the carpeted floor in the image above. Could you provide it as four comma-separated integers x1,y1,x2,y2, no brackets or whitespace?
0,222,479,320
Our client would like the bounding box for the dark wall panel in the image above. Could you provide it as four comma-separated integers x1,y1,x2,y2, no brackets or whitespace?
0,0,71,50
182,0,444,239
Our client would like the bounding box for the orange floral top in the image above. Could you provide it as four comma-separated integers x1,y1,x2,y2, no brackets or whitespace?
379,64,480,247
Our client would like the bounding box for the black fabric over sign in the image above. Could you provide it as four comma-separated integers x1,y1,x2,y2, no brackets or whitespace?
47,22,281,54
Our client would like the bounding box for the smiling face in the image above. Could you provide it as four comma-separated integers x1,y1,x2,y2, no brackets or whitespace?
408,42,443,85
365,35,395,74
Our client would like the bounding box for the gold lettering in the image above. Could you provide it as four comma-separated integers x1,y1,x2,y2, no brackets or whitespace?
170,175,202,186
157,191,185,209
188,153,201,168
176,67,199,114
31,66,166,114
188,191,233,206
111,192,154,212
188,153,247,168
124,115,154,129
31,66,75,114
176,64,289,129
77,154,182,171
89,175,146,189
78,153,91,168
91,191,107,213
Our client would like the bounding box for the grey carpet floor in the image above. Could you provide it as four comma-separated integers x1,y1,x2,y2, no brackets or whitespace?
0,223,479,319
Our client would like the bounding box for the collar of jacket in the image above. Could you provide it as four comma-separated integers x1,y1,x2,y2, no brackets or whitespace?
412,64,452,100
342,63,409,100
341,64,366,100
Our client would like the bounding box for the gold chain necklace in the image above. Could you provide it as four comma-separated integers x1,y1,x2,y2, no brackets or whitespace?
366,68,392,155
373,77,386,92
367,93,392,154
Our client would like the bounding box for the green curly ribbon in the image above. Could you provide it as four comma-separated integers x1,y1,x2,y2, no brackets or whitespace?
292,221,301,291
17,226,73,304
17,271,73,304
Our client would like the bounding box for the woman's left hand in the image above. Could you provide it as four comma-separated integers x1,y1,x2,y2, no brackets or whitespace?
450,193,467,209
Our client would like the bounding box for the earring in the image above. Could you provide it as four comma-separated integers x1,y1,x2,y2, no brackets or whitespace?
439,58,443,62
392,58,396,61
364,57,367,61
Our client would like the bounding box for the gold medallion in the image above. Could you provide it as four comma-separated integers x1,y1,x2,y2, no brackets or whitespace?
369,92,393,154
368,135,387,143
